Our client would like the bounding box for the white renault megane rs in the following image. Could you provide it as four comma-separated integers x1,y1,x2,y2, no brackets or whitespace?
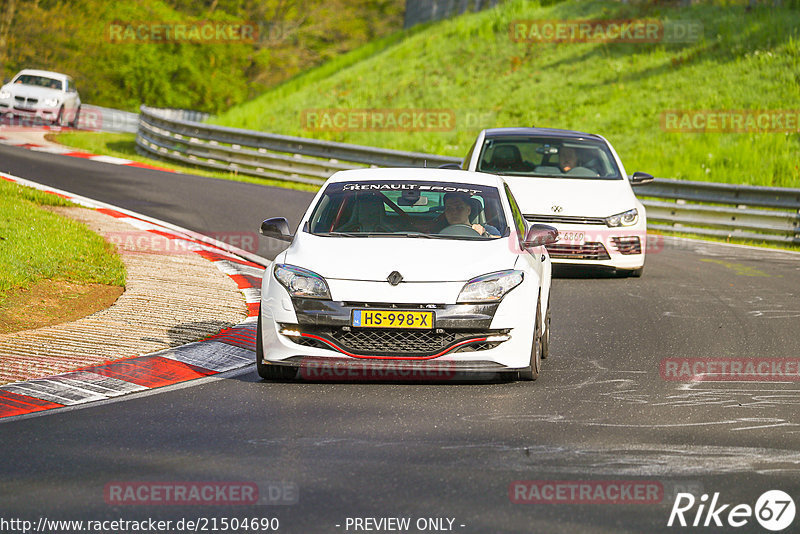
256,168,557,382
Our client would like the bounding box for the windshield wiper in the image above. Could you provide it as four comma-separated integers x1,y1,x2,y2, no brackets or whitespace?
392,232,436,238
363,232,434,238
313,231,364,237
314,231,486,240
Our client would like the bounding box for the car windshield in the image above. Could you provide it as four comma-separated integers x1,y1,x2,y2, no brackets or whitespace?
13,75,63,90
307,180,509,240
477,136,622,180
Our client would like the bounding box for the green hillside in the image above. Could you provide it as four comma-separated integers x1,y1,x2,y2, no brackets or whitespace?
211,0,800,187
0,0,402,113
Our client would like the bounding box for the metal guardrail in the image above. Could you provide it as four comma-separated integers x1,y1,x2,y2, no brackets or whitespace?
136,106,800,244
136,106,459,185
404,0,502,29
79,105,140,133
637,179,800,244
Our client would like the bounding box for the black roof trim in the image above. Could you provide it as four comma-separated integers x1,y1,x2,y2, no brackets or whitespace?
482,127,602,140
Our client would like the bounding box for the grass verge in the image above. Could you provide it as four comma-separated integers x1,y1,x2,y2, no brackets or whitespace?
212,0,800,188
0,180,127,331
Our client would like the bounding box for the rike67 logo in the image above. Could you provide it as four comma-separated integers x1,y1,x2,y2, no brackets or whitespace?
668,490,795,531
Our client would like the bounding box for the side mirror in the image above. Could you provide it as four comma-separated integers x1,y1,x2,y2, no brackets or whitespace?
629,172,654,186
260,217,293,242
438,163,461,170
523,224,558,248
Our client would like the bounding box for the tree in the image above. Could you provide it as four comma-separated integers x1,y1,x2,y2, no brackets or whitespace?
0,0,17,77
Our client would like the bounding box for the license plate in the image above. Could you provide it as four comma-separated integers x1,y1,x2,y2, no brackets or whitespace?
352,309,434,329
558,231,585,245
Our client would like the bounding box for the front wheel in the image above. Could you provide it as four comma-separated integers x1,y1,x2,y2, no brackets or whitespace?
541,297,551,360
68,106,81,128
255,310,297,381
52,107,64,126
519,298,542,381
616,266,644,278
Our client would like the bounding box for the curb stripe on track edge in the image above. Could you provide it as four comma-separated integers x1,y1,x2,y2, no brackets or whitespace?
0,172,266,421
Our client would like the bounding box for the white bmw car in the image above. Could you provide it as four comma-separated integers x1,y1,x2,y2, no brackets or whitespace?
464,128,653,277
257,168,557,381
0,69,81,127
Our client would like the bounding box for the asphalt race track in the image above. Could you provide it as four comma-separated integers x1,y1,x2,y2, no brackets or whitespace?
0,143,313,260
2,144,800,533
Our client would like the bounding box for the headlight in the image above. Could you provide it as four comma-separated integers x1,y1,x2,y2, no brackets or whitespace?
457,270,524,304
273,264,331,299
43,97,60,107
605,208,638,227
0,90,10,99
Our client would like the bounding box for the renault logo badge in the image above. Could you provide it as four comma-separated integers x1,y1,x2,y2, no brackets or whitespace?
387,271,403,286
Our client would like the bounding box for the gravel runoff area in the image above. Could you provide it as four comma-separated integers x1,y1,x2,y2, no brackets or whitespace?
0,206,249,384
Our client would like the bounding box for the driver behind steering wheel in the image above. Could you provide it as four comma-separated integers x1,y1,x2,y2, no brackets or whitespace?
435,192,500,237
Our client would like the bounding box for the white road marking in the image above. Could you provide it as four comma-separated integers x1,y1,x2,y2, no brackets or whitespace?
89,155,134,165
159,341,253,372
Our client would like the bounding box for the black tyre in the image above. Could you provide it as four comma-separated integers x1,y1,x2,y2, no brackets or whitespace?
541,297,551,360
255,310,297,381
519,298,542,381
616,267,644,278
53,107,64,126
68,106,81,128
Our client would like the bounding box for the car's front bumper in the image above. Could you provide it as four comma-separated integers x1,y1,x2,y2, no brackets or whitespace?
263,355,510,381
259,273,540,372
538,222,647,270
0,102,61,122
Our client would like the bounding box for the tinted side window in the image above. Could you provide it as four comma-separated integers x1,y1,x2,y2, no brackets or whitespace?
504,184,527,239
462,140,476,170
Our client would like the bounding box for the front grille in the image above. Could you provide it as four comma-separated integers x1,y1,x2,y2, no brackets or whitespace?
284,325,506,357
546,242,611,260
611,236,642,255
526,214,607,225
454,342,498,353
294,337,322,349
337,329,464,354
14,96,37,105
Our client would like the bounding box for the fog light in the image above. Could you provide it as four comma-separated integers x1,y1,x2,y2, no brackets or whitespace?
279,328,302,337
